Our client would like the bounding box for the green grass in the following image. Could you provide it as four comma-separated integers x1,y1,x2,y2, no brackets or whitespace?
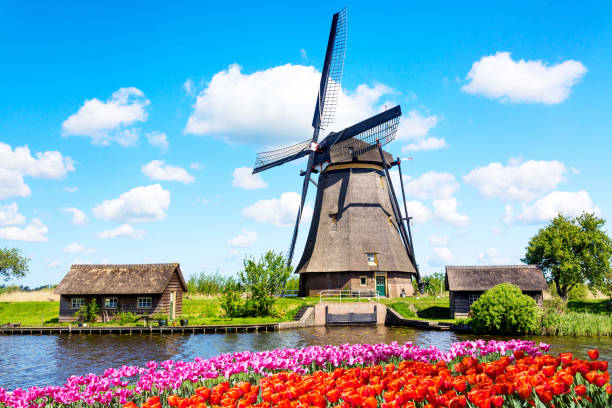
0,297,315,327
566,299,611,314
540,311,612,336
384,296,457,323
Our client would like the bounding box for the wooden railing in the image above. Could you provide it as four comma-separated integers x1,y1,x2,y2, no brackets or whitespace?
319,289,380,303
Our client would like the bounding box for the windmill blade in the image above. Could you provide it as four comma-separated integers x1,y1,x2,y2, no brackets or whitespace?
252,138,313,174
312,8,347,131
313,105,402,166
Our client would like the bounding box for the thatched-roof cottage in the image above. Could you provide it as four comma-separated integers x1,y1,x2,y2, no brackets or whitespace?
55,263,187,322
296,141,416,297
445,265,548,318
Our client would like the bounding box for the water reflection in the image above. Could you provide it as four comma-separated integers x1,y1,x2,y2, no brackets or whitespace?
1,327,610,390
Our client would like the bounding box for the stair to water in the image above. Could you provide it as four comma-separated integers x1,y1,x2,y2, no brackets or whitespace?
293,306,310,321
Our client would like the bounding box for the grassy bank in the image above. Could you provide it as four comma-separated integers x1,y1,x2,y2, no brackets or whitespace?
0,295,314,327
385,296,456,323
539,299,612,336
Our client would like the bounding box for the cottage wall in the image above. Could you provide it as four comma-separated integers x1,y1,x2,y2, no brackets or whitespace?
450,289,544,319
59,294,164,322
299,271,414,298
159,271,184,318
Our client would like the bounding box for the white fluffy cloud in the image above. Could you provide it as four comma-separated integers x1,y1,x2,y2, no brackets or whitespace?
62,87,149,145
404,171,459,200
232,167,268,190
184,64,441,151
478,248,512,264
64,242,96,254
402,137,447,152
63,187,78,192
427,247,453,266
428,234,448,246
404,201,433,225
433,198,470,227
464,160,566,202
511,190,600,224
146,131,169,151
462,52,587,104
96,224,145,239
0,203,26,226
92,184,170,223
141,160,195,184
242,192,313,227
46,260,62,268
228,230,258,247
0,143,74,199
0,218,48,242
62,207,88,226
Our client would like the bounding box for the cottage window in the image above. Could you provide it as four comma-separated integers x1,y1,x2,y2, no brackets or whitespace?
367,253,378,266
360,276,367,286
71,297,85,309
468,294,480,304
138,297,152,309
104,297,118,308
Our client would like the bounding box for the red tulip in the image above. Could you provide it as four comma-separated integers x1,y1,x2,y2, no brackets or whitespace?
574,385,587,396
587,349,599,360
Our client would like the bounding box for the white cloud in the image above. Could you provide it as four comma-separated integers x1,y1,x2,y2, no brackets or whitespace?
141,160,195,184
232,167,268,190
0,218,48,242
63,187,78,192
183,79,195,96
428,234,448,246
62,87,149,145
402,137,447,152
64,242,96,254
464,160,566,202
478,248,512,264
433,198,470,227
242,192,313,227
404,201,433,225
228,230,258,247
0,203,26,226
184,63,439,150
146,131,169,151
404,171,459,200
62,207,88,226
0,170,30,199
190,162,204,170
92,184,170,223
46,260,62,268
462,52,587,104
96,224,145,239
513,190,600,224
427,247,453,266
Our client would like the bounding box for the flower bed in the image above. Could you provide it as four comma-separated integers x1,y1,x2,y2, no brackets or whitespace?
0,340,609,408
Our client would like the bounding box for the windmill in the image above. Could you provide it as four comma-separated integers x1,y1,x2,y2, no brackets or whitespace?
252,8,424,296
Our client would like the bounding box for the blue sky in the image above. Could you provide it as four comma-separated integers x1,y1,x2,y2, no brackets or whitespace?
1,1,611,286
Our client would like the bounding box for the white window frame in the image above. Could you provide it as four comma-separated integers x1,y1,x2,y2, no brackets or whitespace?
367,253,378,266
137,297,152,309
468,294,480,304
104,297,118,309
71,297,85,309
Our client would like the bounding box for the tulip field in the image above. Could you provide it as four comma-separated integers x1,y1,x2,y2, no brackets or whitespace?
0,340,609,408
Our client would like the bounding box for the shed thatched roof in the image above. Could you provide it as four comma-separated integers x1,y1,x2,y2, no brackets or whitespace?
54,263,187,295
445,265,547,292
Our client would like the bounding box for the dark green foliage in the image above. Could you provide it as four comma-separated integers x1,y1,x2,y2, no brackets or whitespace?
116,312,138,324
523,213,612,300
0,247,30,282
219,278,243,318
470,283,538,335
239,250,292,317
86,298,99,322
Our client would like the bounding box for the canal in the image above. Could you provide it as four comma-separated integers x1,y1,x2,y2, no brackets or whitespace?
1,326,610,390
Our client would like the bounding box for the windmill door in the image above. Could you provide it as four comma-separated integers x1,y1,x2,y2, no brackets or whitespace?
376,275,386,297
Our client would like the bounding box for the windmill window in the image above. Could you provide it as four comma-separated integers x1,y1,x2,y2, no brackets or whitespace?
367,253,378,266
104,297,118,309
329,213,337,231
71,297,85,309
360,276,367,286
137,297,152,309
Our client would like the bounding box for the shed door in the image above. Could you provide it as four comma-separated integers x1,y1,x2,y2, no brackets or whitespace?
376,276,386,297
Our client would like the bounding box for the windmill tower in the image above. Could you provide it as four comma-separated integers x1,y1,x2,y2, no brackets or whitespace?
252,8,423,297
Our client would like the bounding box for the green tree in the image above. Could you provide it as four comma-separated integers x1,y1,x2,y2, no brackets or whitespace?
523,213,612,300
219,278,243,318
0,247,30,282
470,283,538,335
239,250,292,316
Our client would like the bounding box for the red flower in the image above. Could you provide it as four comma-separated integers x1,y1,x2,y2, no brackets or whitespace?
587,349,599,360
491,395,504,407
574,385,587,396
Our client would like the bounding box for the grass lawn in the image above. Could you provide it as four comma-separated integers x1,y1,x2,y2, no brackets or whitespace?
0,296,316,327
381,295,457,323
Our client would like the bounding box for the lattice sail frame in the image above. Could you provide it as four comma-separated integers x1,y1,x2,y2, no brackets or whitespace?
325,115,400,163
253,139,312,170
316,7,347,131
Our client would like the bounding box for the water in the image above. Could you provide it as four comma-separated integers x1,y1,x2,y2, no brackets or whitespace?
1,327,610,390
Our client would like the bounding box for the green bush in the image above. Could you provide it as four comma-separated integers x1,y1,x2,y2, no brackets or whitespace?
568,283,589,301
86,298,99,322
116,312,138,325
219,279,243,318
470,283,538,335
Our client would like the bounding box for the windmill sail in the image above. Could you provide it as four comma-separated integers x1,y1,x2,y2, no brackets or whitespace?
252,138,312,174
